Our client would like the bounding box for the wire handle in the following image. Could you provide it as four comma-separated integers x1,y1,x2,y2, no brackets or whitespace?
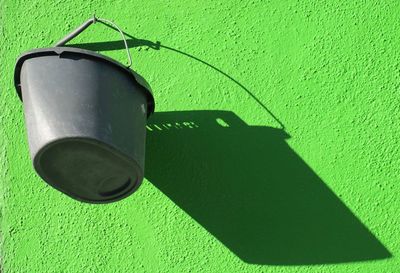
54,15,133,68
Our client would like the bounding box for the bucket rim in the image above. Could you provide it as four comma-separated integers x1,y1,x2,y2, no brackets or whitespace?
14,46,155,116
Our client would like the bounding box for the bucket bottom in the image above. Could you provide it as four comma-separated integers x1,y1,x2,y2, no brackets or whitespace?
33,138,143,203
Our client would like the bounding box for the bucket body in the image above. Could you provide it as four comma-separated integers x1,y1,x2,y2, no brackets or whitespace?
15,47,154,203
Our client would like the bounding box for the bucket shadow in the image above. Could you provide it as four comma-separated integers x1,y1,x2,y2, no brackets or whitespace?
144,110,391,265
69,36,391,264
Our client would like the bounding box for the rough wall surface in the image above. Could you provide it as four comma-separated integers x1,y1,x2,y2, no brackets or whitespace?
1,0,400,272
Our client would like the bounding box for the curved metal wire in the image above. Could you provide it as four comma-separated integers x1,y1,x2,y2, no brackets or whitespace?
54,15,133,68
95,17,132,68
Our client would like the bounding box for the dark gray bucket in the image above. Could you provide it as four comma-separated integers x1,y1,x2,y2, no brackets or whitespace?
14,18,155,203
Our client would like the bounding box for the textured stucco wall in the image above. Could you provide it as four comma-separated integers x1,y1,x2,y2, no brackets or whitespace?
1,1,400,272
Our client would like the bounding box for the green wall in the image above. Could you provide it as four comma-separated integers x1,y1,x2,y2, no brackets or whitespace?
1,1,400,272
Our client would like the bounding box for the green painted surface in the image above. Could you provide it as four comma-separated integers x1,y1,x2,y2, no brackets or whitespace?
1,1,400,272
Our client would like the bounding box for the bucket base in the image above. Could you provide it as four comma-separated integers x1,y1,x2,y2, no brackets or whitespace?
34,137,142,203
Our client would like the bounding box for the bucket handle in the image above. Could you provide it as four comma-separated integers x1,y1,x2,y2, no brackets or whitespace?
54,15,133,68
